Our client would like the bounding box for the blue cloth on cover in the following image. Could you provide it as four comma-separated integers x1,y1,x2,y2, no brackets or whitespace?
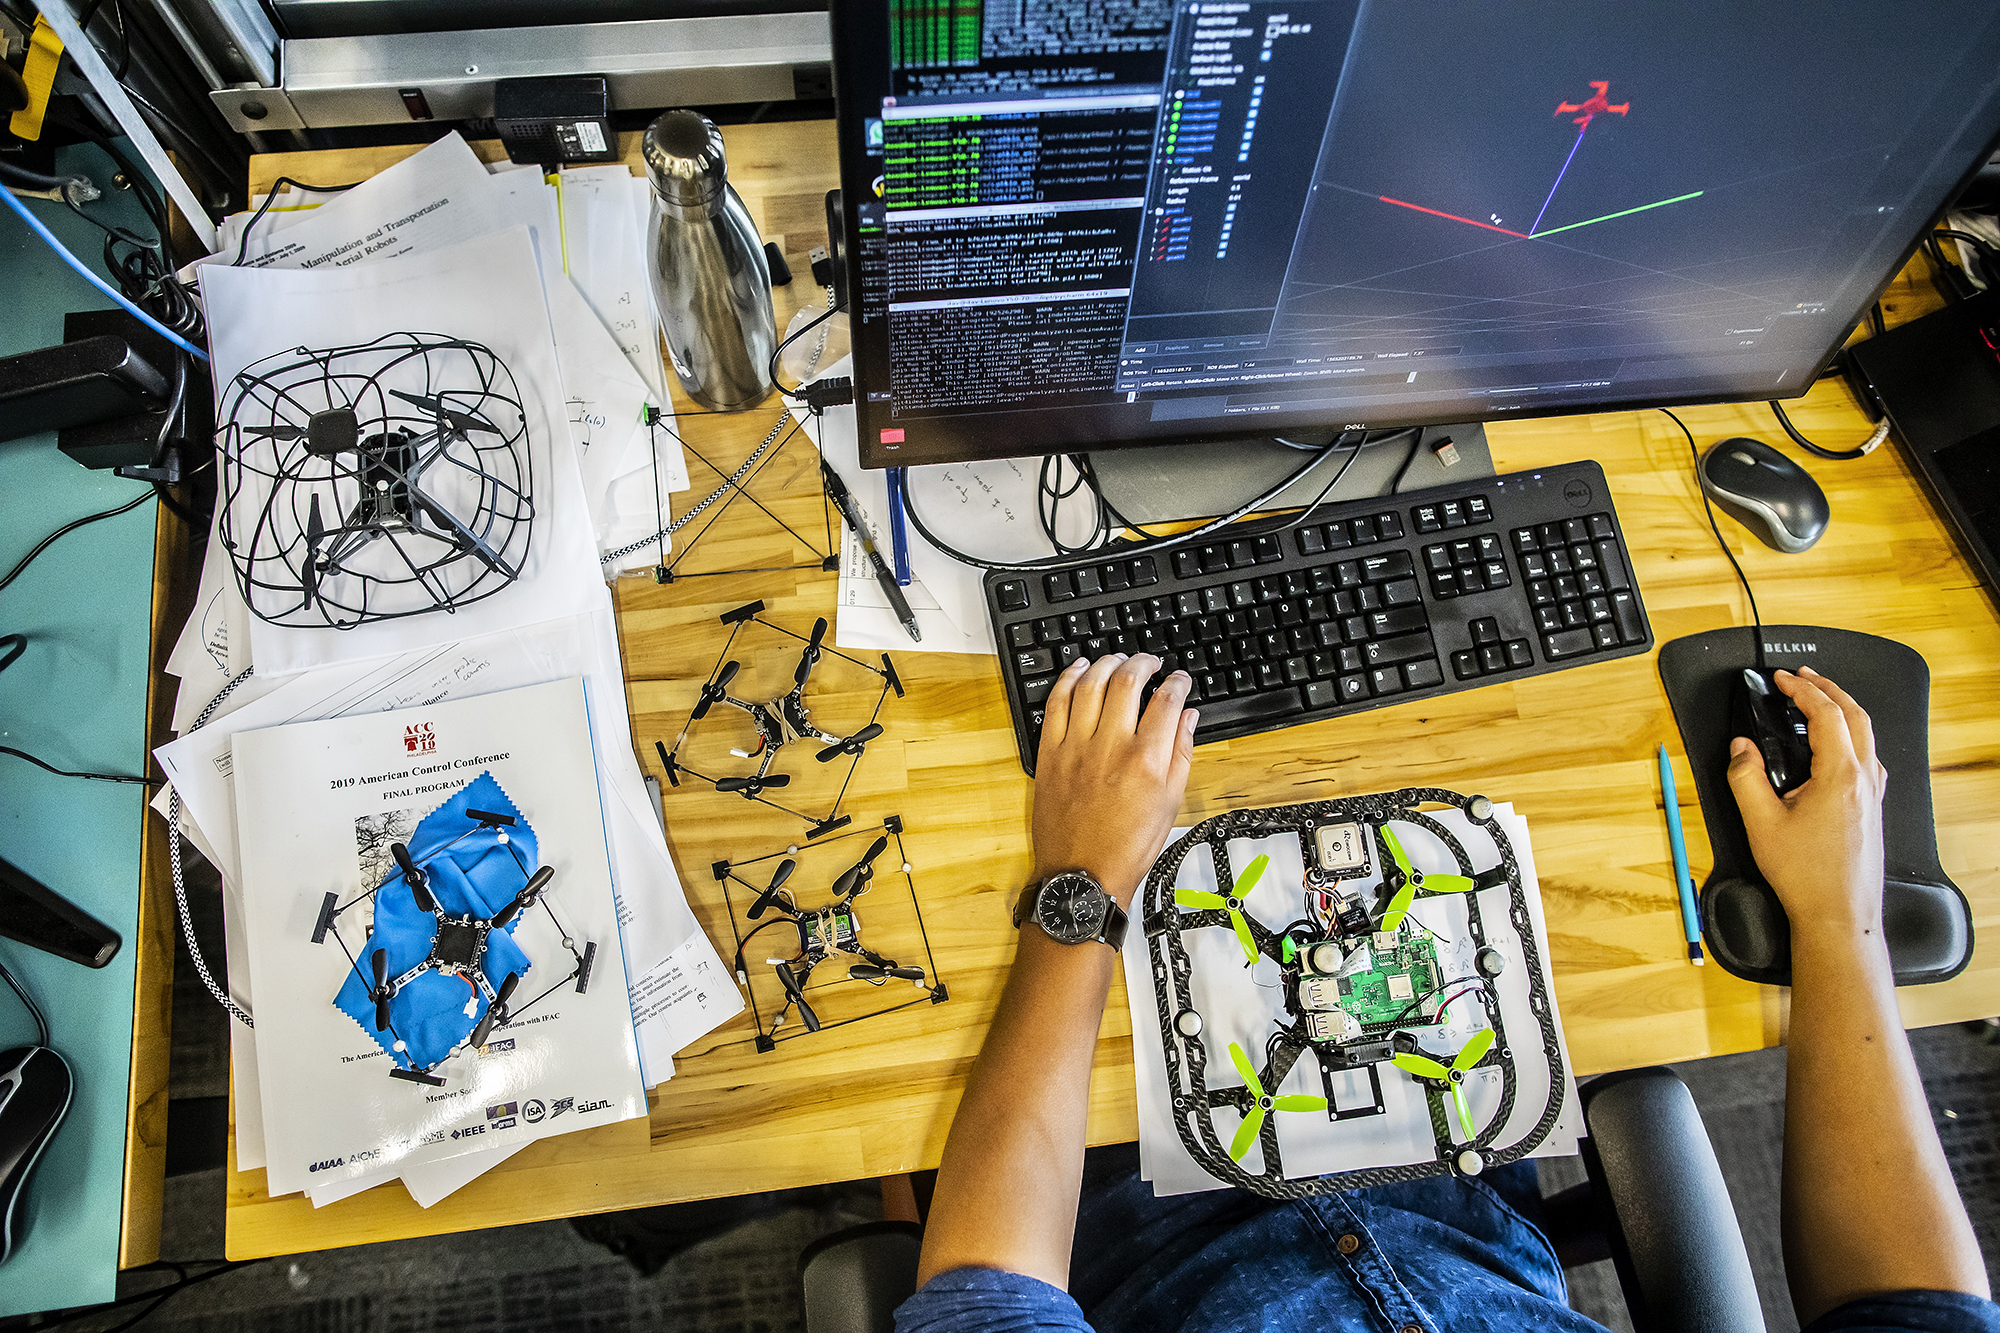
335,772,536,1070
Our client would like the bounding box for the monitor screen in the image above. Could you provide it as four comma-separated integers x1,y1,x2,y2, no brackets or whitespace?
832,0,2000,468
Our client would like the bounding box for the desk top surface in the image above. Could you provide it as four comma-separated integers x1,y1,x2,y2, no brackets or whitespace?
225,119,2000,1257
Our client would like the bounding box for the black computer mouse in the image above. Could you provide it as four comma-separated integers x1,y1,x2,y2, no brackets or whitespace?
1731,667,1814,795
1698,437,1829,553
0,1045,72,1266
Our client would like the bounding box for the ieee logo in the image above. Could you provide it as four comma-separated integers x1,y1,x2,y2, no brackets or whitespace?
405,722,437,754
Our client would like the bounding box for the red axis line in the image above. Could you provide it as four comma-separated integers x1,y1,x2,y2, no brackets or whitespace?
1377,196,1528,238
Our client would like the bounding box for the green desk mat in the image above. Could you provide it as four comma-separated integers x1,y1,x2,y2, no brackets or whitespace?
1,139,164,1315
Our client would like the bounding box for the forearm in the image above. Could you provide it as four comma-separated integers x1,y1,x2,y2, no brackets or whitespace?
916,925,1119,1288
1782,925,1988,1322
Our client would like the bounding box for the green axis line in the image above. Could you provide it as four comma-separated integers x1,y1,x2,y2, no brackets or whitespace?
1529,190,1703,238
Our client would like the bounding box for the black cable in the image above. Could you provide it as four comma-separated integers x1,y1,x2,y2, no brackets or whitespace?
1661,408,1764,668
768,296,844,402
732,914,803,977
2,746,159,786
1869,301,1886,338
0,492,151,593
0,634,22,673
232,177,362,267
1385,428,1429,494
0,956,50,1048
1767,399,1871,461
1934,227,2000,259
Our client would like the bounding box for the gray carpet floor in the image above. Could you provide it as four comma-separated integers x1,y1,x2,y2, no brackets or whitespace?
14,871,1999,1332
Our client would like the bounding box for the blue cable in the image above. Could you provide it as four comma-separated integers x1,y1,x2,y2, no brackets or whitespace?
1,183,209,362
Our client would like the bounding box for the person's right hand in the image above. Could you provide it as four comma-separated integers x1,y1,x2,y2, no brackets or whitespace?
1725,667,1889,942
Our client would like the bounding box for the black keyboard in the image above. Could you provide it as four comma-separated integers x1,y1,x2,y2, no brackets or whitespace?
982,460,1652,775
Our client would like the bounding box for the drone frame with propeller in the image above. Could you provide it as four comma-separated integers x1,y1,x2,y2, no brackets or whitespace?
711,816,947,1052
311,804,598,1086
218,332,535,630
1138,788,1567,1197
655,601,903,839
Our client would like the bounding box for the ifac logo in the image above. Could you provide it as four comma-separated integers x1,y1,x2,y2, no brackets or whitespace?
405,721,437,754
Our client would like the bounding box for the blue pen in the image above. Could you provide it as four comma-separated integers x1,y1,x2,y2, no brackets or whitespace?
886,467,913,586
1657,744,1705,965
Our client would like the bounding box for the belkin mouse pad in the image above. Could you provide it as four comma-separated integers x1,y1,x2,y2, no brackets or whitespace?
1657,626,1970,987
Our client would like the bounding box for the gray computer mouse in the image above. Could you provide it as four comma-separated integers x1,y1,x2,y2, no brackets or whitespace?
1698,437,1829,553
0,1045,71,1265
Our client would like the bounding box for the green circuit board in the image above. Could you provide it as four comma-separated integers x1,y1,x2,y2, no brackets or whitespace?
1302,933,1441,1030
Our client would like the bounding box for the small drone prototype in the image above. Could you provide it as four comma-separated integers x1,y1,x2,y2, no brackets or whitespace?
657,601,902,838
313,801,597,1086
1140,788,1565,1196
217,332,533,629
713,816,946,1051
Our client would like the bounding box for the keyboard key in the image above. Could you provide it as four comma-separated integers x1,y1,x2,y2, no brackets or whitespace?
1281,570,1310,597
1459,566,1485,593
1304,595,1331,621
997,580,1030,612
1377,511,1404,539
1044,572,1074,602
1586,595,1613,623
1082,635,1110,657
1467,497,1492,523
1337,645,1364,674
1165,622,1195,651
1139,627,1167,655
1120,603,1148,630
1506,639,1534,668
1338,674,1370,702
1361,550,1415,581
1450,540,1477,567
1589,513,1616,540
1194,615,1224,642
1370,666,1404,695
1174,551,1200,579
1102,562,1130,592
1513,526,1540,552
1476,533,1504,562
1249,606,1278,633
1317,623,1344,650
1356,584,1384,611
1543,628,1596,660
1330,589,1357,616
1480,644,1507,673
1062,611,1091,638
1112,631,1138,653
1368,605,1428,637
1021,673,1057,705
1254,663,1283,691
1275,599,1306,627
1254,575,1284,603
1469,616,1501,644
1007,623,1035,649
1228,540,1256,567
1424,544,1452,573
1308,650,1338,678
1013,646,1056,676
1403,658,1444,690
1202,586,1229,613
1521,551,1550,579
1196,671,1230,700
1452,649,1480,679
1564,518,1590,544
1199,544,1230,574
1538,522,1565,548
1175,592,1202,618
1351,516,1377,544
1528,579,1554,606
1259,630,1286,658
1432,570,1458,598
1364,630,1435,668
1298,527,1326,556
1561,600,1587,628
1335,561,1362,588
1130,557,1158,586
1252,535,1283,563
1578,569,1606,596
1304,679,1341,709
1036,616,1065,643
1228,581,1256,608
1057,642,1084,668
1325,523,1353,550
1228,666,1256,693
1074,567,1102,597
1535,605,1563,633
1414,504,1443,533
1547,548,1574,576
1612,589,1646,643
1482,560,1511,588
1593,623,1621,650
1200,688,1306,729
1441,500,1467,528
1597,541,1630,591
1342,614,1370,642
1570,543,1597,571
1308,566,1336,594
1146,595,1173,621
1554,574,1579,600
1283,656,1311,684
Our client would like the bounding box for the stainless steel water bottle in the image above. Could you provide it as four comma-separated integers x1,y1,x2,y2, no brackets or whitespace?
642,110,776,411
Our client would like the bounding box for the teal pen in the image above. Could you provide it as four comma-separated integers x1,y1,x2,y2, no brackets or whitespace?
1657,744,1705,965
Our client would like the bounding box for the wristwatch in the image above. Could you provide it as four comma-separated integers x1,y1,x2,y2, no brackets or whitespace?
1013,870,1129,949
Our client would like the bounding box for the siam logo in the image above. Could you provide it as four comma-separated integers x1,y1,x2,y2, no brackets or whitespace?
575,1098,613,1114
523,1098,546,1124
405,721,437,754
309,1157,345,1172
549,1096,575,1119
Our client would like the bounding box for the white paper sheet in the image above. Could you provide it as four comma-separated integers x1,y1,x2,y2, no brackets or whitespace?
1123,805,1580,1196
559,166,668,403
200,227,615,678
234,679,646,1196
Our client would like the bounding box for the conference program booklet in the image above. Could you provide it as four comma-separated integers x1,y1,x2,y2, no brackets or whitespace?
233,677,645,1195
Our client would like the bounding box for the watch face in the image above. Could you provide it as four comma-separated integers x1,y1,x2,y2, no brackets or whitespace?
1037,874,1107,944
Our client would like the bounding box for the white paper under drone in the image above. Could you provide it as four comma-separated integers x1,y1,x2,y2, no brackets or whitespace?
200,226,614,679
232,678,646,1196
1122,803,1580,1196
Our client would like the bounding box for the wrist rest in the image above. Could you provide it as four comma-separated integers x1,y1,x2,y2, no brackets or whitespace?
1657,626,1971,987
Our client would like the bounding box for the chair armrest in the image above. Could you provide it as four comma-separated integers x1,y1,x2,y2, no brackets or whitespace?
801,1220,923,1333
1581,1067,1767,1333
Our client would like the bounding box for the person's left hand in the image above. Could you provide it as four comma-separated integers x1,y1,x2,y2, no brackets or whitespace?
1030,654,1197,906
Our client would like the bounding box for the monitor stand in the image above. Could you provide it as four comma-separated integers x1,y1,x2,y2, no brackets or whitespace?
1086,423,1494,525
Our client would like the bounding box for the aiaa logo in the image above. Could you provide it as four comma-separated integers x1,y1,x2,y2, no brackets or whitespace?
405,721,437,754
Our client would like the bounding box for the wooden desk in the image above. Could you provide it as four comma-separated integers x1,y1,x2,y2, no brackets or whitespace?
221,119,2000,1258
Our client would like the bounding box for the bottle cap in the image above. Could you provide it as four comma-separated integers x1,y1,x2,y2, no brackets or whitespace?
642,110,727,218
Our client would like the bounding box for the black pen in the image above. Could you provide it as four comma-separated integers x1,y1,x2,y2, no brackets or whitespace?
821,459,921,643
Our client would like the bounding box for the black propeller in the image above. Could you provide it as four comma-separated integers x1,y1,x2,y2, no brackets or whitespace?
391,842,436,913
369,949,393,1031
816,722,883,762
691,661,740,720
886,965,926,980
832,836,889,899
469,971,519,1048
491,865,553,928
715,773,790,794
748,859,797,920
848,962,886,982
303,492,326,605
794,617,828,686
775,964,821,1033
389,388,501,436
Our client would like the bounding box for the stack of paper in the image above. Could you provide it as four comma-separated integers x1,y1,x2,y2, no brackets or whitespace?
1121,803,1581,1196
154,134,744,1209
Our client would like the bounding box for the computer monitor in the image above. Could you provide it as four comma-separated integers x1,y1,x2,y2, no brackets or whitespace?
832,0,2000,470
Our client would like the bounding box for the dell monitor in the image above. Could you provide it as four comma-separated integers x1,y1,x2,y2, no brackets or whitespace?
832,0,2000,470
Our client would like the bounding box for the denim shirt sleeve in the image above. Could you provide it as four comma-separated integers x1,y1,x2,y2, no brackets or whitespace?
895,1267,1093,1333
1801,1289,2000,1333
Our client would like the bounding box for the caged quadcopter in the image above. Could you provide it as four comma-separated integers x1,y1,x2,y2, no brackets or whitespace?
217,332,533,630
713,817,946,1051
312,784,597,1087
1139,788,1567,1196
656,601,902,839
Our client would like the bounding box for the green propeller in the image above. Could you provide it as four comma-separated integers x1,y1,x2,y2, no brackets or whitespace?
1225,1041,1328,1162
1390,1027,1496,1140
1175,853,1271,963
1377,824,1477,931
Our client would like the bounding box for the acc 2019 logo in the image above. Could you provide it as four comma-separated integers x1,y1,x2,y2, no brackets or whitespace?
404,721,437,754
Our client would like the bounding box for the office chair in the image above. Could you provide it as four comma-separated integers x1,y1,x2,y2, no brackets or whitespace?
799,1067,1767,1333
